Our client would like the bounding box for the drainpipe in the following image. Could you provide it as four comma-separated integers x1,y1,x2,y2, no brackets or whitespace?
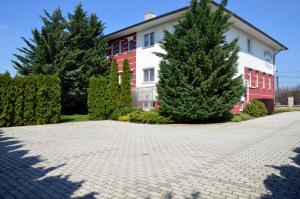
273,47,285,105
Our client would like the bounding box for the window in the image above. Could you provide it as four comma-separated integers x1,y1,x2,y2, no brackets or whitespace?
144,32,155,47
268,75,271,89
128,39,135,52
143,68,155,82
247,38,253,53
111,44,115,55
248,68,252,87
262,73,265,89
119,40,125,54
256,71,259,88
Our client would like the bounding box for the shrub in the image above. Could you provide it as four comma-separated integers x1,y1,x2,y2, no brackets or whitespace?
231,113,253,122
118,115,129,122
128,109,172,124
0,74,61,127
244,100,268,117
108,59,120,115
88,77,109,120
110,107,139,120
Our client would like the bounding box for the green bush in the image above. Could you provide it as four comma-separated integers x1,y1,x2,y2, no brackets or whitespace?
231,113,253,122
128,109,172,124
0,74,61,127
88,76,109,120
23,75,38,125
110,107,139,120
118,115,129,122
244,100,268,117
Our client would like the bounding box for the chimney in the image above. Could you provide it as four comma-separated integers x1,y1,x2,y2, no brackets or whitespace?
144,12,156,21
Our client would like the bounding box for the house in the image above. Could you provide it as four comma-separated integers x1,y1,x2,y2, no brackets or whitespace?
106,1,287,113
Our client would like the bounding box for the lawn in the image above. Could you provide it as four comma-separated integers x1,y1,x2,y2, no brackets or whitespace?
60,115,89,123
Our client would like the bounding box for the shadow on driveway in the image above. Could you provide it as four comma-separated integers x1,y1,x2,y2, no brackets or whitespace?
0,129,97,199
261,147,300,199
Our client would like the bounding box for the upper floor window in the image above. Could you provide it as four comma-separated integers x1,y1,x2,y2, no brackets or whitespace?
247,38,253,54
144,32,155,47
143,68,155,82
119,40,125,54
128,38,135,52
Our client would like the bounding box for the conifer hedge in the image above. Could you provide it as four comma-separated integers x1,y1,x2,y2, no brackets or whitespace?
88,76,108,120
0,74,61,127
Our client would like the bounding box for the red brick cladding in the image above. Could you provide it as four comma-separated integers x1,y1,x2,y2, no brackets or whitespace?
244,66,275,112
108,33,137,88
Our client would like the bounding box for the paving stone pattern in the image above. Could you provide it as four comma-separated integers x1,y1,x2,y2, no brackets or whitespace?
0,112,300,199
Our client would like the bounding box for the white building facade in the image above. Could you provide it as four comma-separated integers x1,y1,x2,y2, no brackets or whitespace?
107,2,287,112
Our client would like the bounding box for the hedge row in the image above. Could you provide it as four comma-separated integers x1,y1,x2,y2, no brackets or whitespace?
87,76,109,120
0,74,61,127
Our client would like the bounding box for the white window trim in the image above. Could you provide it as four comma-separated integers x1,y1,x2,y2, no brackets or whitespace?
128,38,134,52
144,32,155,48
248,69,252,87
119,40,125,54
143,68,155,83
268,75,271,90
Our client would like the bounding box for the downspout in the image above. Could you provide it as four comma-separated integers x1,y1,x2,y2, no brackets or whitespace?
273,47,285,105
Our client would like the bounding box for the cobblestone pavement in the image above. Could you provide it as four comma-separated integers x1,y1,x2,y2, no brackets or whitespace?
0,112,300,199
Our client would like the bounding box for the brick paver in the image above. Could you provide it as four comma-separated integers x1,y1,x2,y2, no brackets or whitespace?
0,112,300,199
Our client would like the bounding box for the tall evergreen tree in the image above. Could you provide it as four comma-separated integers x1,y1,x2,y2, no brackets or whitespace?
12,8,66,75
12,4,108,114
57,4,108,114
157,0,244,122
119,59,132,108
108,59,120,114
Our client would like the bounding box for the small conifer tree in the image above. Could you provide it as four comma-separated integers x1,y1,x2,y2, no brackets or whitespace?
119,59,132,108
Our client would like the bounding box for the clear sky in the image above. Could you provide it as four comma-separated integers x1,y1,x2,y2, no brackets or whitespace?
0,0,299,87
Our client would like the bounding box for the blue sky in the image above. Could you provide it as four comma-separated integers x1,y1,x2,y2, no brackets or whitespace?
0,0,299,87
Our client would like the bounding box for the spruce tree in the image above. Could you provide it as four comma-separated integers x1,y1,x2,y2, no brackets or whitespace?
108,59,120,114
157,0,244,122
119,59,132,108
12,4,108,114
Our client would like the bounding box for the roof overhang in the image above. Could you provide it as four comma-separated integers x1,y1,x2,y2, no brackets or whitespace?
106,2,288,51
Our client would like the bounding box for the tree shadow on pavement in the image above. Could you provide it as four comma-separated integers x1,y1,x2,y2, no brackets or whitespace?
0,129,97,199
164,191,201,199
261,147,300,199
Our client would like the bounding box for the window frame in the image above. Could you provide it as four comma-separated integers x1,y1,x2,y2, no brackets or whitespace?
143,68,155,83
119,40,125,54
248,68,252,87
255,71,259,88
144,32,155,48
128,39,135,52
247,38,253,54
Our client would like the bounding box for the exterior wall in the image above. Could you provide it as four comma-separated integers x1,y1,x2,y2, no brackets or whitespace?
136,20,175,89
109,20,277,112
109,33,137,88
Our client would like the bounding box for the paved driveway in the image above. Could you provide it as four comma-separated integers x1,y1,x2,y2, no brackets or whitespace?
0,112,300,199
